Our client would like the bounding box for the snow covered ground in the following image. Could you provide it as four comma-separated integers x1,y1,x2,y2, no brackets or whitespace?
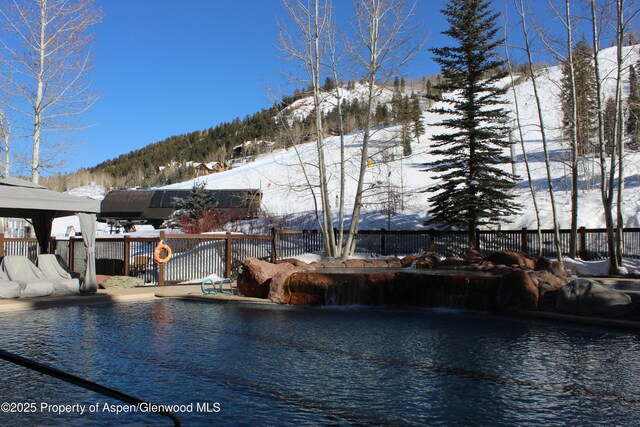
163,45,640,233
51,46,640,275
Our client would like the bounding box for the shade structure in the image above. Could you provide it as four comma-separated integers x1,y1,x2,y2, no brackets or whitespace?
0,177,101,293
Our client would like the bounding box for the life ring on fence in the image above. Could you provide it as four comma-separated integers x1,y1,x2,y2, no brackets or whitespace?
154,241,172,264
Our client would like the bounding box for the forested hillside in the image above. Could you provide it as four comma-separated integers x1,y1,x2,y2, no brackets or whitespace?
43,77,438,191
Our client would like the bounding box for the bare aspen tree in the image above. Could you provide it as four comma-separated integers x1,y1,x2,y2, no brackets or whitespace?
613,0,638,265
0,110,9,177
343,0,422,257
515,0,564,268
504,31,542,255
563,0,580,259
589,0,618,272
0,0,102,183
326,12,347,253
280,0,339,257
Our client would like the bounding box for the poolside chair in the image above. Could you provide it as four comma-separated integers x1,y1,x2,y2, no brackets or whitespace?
37,254,81,294
0,266,21,299
0,256,56,297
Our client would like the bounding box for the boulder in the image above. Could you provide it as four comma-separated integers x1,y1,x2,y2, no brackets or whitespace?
321,262,346,269
441,257,465,268
268,270,292,304
415,253,442,269
276,258,309,268
535,256,552,271
496,269,539,311
400,255,419,268
533,270,569,294
556,279,632,318
387,257,403,268
488,251,537,270
464,249,485,263
364,259,388,268
237,257,294,298
288,272,335,305
344,259,365,268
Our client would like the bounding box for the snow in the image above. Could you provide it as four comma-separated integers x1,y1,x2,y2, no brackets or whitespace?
163,45,640,235
51,45,640,276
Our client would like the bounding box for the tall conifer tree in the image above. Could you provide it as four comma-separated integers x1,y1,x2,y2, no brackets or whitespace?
425,0,518,249
561,37,597,156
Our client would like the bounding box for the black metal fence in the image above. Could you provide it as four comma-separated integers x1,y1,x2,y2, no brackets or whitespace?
3,227,640,286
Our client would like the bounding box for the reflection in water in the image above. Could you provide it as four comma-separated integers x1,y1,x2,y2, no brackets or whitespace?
0,301,638,426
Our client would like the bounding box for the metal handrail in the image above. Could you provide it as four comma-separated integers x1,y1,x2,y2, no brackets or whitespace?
0,348,180,426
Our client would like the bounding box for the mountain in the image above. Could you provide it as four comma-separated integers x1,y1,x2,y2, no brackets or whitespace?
160,44,640,231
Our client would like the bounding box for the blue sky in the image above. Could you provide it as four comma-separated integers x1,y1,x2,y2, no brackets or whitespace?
74,0,573,173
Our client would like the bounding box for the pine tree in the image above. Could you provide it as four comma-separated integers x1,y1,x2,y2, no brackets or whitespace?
425,0,518,249
604,97,617,155
627,63,640,150
322,77,336,92
175,182,217,220
561,36,597,156
410,93,425,143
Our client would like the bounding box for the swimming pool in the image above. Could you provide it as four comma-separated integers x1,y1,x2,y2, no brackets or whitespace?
0,300,639,425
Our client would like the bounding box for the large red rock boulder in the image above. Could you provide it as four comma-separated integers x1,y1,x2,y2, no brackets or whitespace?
496,269,539,311
237,257,295,298
415,253,442,269
287,272,336,305
344,259,365,268
488,251,537,269
464,249,485,263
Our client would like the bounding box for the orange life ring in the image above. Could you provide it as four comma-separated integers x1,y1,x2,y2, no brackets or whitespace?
154,241,172,264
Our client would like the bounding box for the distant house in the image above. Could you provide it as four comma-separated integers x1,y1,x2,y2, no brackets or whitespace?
194,161,229,176
98,189,262,229
232,140,275,158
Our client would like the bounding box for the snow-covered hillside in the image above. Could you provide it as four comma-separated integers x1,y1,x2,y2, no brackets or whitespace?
163,45,639,232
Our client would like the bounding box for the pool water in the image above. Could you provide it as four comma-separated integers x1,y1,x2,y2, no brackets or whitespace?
0,300,639,426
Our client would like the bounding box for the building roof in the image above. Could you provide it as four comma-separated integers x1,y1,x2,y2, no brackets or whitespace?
98,189,261,224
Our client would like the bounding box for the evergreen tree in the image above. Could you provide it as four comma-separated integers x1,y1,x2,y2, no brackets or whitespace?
175,182,217,220
425,0,518,249
322,77,336,92
410,93,425,143
375,103,391,126
627,62,640,150
561,36,597,156
604,97,617,155
393,76,400,93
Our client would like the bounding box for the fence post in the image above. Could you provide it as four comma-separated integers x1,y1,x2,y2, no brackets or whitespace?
225,232,232,279
0,232,4,257
521,227,528,253
380,228,386,256
158,231,165,286
69,237,75,272
271,228,277,263
579,226,587,260
48,236,56,255
123,235,130,276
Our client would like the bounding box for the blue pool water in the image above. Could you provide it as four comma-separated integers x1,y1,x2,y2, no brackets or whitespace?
0,300,639,426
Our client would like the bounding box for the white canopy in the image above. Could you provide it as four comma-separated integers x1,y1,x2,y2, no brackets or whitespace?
0,177,100,217
0,177,101,293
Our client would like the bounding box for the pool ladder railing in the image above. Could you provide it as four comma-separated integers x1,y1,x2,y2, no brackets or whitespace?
0,348,181,426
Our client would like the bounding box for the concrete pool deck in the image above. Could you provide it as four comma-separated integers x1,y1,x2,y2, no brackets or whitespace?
0,283,272,312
